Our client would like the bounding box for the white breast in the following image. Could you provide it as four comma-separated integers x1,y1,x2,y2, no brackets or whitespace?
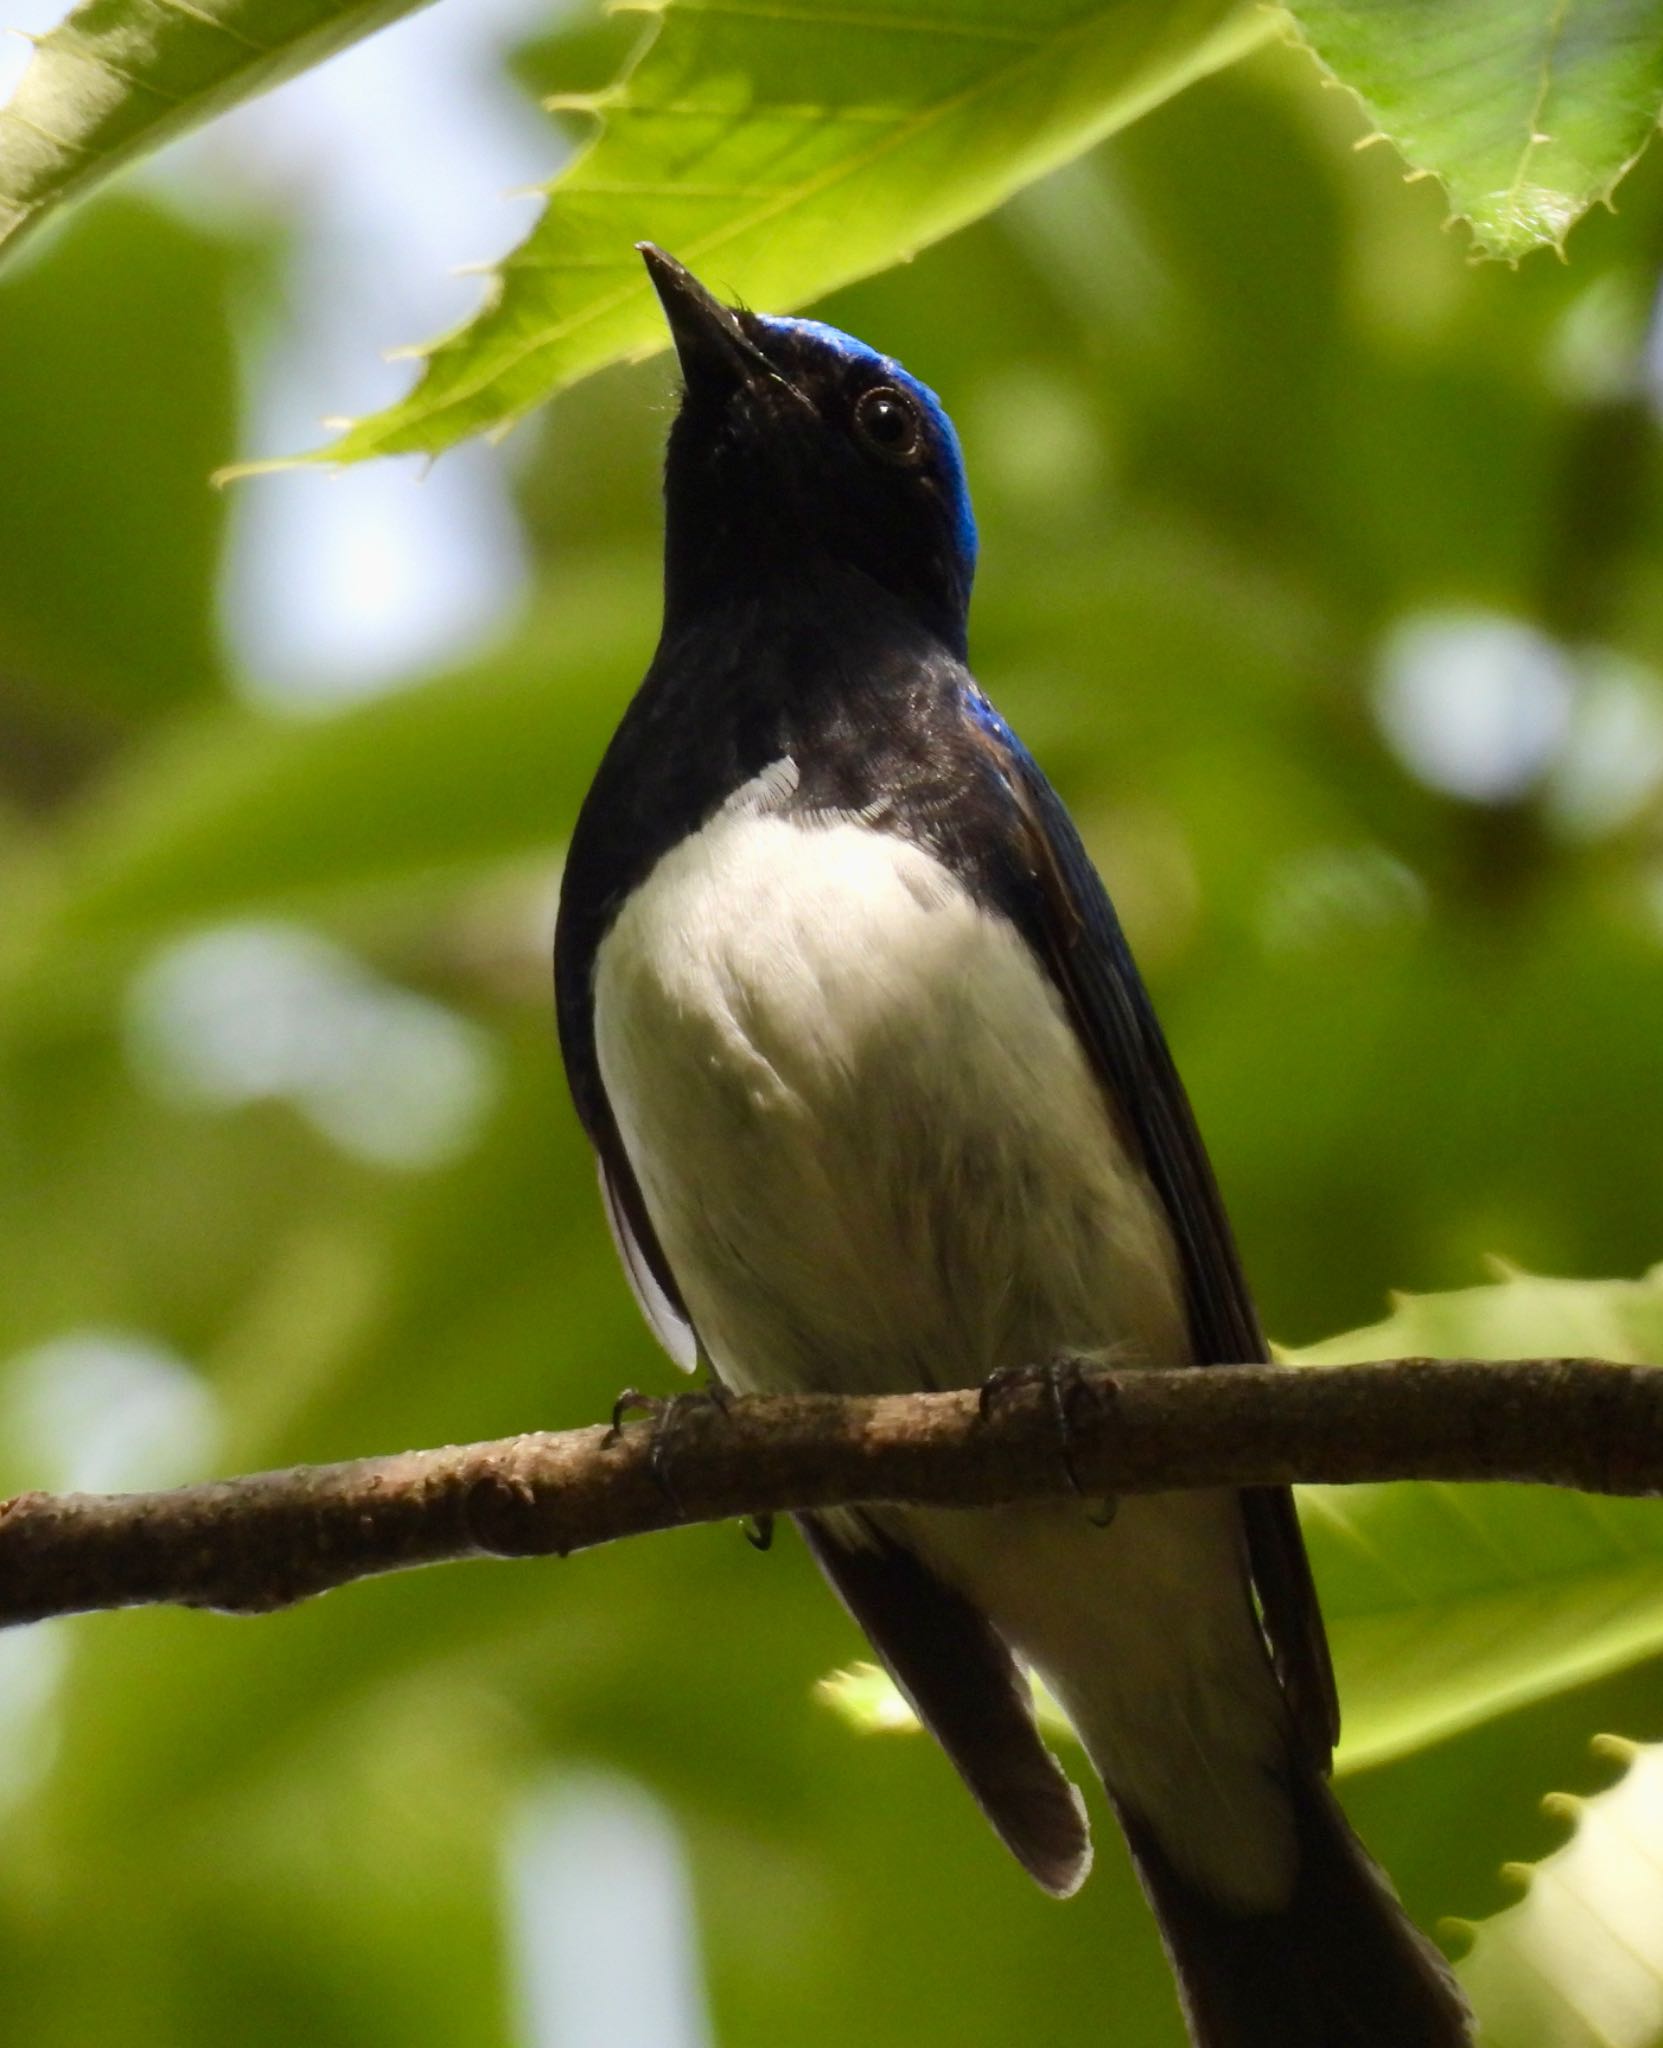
591,764,1186,1399
592,765,1294,1909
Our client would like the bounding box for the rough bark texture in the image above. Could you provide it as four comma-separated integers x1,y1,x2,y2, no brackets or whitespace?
0,1358,1659,1629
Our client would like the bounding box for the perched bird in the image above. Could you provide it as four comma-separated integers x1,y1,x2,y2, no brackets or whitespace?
554,245,1473,2048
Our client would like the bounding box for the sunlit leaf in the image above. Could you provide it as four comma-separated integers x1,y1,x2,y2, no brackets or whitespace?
304,0,1268,462
0,0,433,260
1283,0,1663,259
819,1660,1078,1743
1293,1267,1663,1770
817,1661,925,1736
1458,1734,1663,2046
822,1269,1663,1775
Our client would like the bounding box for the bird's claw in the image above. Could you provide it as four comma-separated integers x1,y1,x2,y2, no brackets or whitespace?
605,1387,697,1510
606,1387,665,1446
605,1382,760,1533
976,1357,1116,1526
977,1364,1031,1422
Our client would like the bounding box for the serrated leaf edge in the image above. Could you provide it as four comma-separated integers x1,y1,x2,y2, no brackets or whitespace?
1275,0,1663,263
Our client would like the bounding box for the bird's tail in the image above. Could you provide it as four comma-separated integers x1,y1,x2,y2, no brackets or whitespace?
1117,1755,1473,2048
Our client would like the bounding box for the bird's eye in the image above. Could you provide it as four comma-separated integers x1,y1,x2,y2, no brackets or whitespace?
853,385,921,462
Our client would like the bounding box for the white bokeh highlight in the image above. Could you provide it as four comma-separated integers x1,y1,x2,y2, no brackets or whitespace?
125,922,497,1169
3,1327,220,1493
506,1771,715,2048
207,0,555,708
1375,610,1575,804
0,1327,223,1812
1545,648,1663,839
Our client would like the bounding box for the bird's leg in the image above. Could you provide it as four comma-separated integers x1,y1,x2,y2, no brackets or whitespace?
606,1389,709,1516
977,1356,1116,1528
695,1346,772,1549
607,1351,773,1545
697,1341,735,1416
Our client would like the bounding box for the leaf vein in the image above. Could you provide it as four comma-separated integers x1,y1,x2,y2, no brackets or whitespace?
399,0,1113,434
670,0,1046,44
1501,0,1572,224
0,104,89,156
63,38,187,106
142,0,275,57
641,99,903,120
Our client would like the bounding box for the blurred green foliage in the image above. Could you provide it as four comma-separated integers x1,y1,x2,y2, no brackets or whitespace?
3,16,1663,2048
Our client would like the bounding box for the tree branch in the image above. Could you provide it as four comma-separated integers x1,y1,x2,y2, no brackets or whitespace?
1,1358,1659,1629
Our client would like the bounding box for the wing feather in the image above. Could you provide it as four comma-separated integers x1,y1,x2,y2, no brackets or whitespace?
800,1514,1092,1896
969,699,1339,1761
598,1161,699,1374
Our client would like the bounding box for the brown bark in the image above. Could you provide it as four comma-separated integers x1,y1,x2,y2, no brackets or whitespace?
1,1358,1658,1629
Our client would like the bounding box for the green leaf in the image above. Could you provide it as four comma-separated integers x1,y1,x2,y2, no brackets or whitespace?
1293,1267,1663,1771
1282,0,1663,259
821,1269,1663,1776
0,0,435,260
1457,1733,1663,2045
308,0,1269,462
819,1660,1080,1744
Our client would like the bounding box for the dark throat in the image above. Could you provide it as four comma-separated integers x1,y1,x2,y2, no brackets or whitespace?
660,441,970,661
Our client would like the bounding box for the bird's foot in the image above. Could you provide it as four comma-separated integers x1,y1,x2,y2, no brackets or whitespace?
692,1363,771,1548
605,1381,770,1543
606,1386,665,1445
604,1387,721,1516
977,1357,1116,1527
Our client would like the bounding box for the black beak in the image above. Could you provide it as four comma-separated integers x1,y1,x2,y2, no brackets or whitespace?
639,244,774,396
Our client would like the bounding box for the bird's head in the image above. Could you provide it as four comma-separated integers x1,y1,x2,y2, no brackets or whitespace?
641,245,977,656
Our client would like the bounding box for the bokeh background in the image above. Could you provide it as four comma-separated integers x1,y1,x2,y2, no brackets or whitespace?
3,4,1663,2041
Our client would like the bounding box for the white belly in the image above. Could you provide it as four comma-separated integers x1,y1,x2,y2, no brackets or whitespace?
591,774,1293,1908
592,784,1187,1398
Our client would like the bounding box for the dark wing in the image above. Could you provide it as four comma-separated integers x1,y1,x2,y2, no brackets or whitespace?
800,1513,1092,1896
969,701,1339,1762
598,1159,699,1373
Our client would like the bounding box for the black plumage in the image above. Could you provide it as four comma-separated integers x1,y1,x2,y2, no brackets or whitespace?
554,247,1472,2048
